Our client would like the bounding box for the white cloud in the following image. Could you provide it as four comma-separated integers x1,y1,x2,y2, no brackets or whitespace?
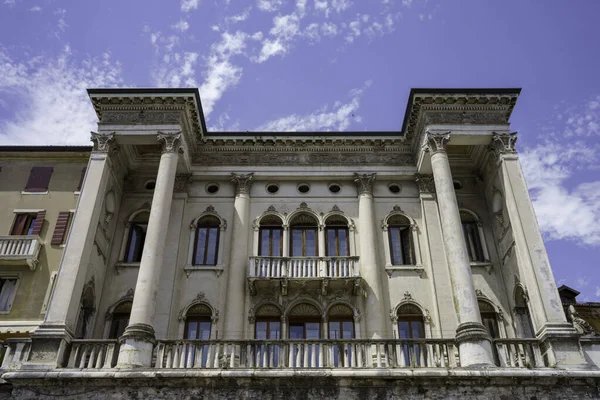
270,14,301,39
254,38,286,63
304,23,320,42
331,0,351,13
520,95,600,246
172,19,189,32
54,8,68,35
181,0,200,12
596,287,600,298
257,0,283,12
30,5,41,11
0,47,123,145
226,7,251,24
255,80,371,131
322,22,337,36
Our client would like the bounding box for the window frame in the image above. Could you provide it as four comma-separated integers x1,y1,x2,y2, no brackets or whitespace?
325,226,349,257
459,209,490,264
258,226,283,257
193,218,221,266
383,212,420,268
118,209,150,265
290,226,318,257
10,213,37,236
0,275,20,314
23,166,53,194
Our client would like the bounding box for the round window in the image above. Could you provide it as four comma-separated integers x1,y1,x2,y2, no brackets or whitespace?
297,183,310,194
266,183,280,194
328,183,341,194
388,183,401,194
145,180,156,190
453,180,463,190
206,183,220,194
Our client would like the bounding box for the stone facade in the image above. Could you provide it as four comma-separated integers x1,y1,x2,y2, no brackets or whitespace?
0,88,599,398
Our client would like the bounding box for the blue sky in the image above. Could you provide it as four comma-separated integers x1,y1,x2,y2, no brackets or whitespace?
0,0,598,299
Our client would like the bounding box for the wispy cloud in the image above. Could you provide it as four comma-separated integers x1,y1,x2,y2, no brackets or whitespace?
520,95,600,246
0,46,123,145
181,0,200,12
257,0,283,12
172,19,190,32
255,80,372,131
30,5,41,12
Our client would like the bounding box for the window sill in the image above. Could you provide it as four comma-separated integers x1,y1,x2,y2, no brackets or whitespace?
470,261,493,274
20,191,48,195
73,191,81,195
184,264,224,278
385,265,424,278
115,262,140,272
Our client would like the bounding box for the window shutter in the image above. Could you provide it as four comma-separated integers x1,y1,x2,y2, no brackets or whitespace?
25,167,53,192
31,210,46,236
76,167,86,191
51,211,71,245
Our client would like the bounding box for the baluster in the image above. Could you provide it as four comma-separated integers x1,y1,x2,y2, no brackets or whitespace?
205,342,213,368
78,345,88,369
318,343,324,368
350,343,356,368
302,343,308,367
523,343,532,368
419,343,425,367
374,343,381,368
532,343,544,367
166,344,173,368
194,344,203,368
230,343,236,368
94,345,104,369
310,343,316,367
155,343,164,369
67,344,79,368
288,343,294,367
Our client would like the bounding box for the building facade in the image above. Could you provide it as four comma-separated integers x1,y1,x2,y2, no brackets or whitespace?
0,88,599,399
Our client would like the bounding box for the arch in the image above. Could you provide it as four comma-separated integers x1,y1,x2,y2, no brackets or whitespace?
178,297,218,340
127,208,151,223
288,303,321,317
179,300,218,323
119,208,151,263
383,209,420,267
477,298,502,339
75,281,96,339
285,297,323,319
392,300,427,318
323,211,355,229
107,300,132,339
285,206,322,227
459,208,489,263
288,212,319,257
190,206,227,230
289,213,319,227
324,301,359,320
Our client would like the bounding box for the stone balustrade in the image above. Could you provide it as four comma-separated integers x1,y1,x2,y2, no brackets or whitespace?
249,256,359,279
66,340,120,369
0,235,43,271
493,338,548,368
0,339,31,370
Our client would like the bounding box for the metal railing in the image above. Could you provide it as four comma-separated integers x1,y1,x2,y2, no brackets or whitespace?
249,256,359,279
154,339,459,369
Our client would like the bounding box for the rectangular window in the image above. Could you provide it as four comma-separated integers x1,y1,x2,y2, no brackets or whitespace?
290,228,318,257
76,167,86,191
11,211,45,236
326,228,349,257
259,228,283,256
462,222,484,262
0,277,18,312
389,226,412,265
51,211,73,245
24,167,53,193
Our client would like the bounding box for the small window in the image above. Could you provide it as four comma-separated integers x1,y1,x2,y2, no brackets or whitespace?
144,180,156,190
453,180,463,190
109,301,131,339
397,304,425,366
51,211,73,245
124,212,149,263
266,183,280,194
0,278,18,312
328,183,341,194
479,300,499,339
387,215,414,265
11,211,45,236
184,303,212,340
193,216,220,265
24,166,53,192
297,183,310,194
388,183,401,194
460,211,485,262
206,183,220,194
259,215,283,257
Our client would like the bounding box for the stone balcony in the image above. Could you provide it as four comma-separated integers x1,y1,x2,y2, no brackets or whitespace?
247,256,362,296
0,236,43,271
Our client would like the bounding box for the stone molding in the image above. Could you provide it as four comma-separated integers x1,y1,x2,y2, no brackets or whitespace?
353,173,376,195
157,132,183,154
455,321,492,344
120,323,156,345
231,173,254,195
91,131,117,153
423,131,450,154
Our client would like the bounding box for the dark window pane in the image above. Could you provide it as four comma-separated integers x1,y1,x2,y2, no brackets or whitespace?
271,230,282,256
199,321,211,339
389,227,403,265
256,321,267,339
186,321,198,339
305,230,317,256
412,321,424,338
205,228,218,265
25,167,53,192
126,224,146,262
291,230,303,257
400,227,412,265
306,322,320,339
195,228,207,264
327,230,337,256
338,230,348,256
260,230,270,256
342,321,354,338
398,321,410,339
329,321,341,339
270,322,281,340
289,324,304,339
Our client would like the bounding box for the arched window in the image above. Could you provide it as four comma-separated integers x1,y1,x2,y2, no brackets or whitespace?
397,304,425,366
288,303,321,339
109,301,131,339
387,215,414,265
124,211,149,263
254,304,282,367
259,215,283,257
325,215,349,257
184,303,212,340
460,211,485,262
328,304,355,367
193,216,221,266
514,287,534,338
478,300,499,339
289,214,318,257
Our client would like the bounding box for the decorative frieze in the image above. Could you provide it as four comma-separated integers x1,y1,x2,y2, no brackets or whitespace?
193,151,414,166
231,173,254,195
99,111,182,125
353,173,376,195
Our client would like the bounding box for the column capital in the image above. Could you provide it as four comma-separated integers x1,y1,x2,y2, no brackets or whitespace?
490,132,518,158
157,131,183,154
353,173,376,195
91,131,117,154
231,173,254,195
423,131,451,154
415,174,435,194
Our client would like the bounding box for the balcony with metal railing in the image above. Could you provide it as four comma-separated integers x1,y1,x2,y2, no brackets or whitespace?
0,236,43,271
247,256,361,296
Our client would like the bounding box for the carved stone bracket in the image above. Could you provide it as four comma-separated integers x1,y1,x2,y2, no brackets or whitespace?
91,131,117,153
423,131,450,154
353,173,376,195
157,132,183,154
490,132,517,158
231,173,254,195
415,174,435,194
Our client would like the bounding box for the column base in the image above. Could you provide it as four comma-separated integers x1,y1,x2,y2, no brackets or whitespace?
116,323,157,368
455,322,495,367
23,323,74,369
537,322,592,369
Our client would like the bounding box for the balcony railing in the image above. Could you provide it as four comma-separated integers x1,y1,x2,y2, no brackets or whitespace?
66,340,120,369
249,256,359,278
154,339,459,369
0,235,43,271
494,338,548,368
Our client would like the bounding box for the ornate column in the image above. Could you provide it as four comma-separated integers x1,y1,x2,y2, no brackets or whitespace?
30,133,117,367
353,173,389,338
491,133,586,367
425,132,494,366
223,173,254,339
117,132,181,368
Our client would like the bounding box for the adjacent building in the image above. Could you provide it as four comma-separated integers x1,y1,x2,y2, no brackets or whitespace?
0,88,598,399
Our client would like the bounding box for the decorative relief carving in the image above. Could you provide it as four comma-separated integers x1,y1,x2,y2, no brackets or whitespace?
415,174,435,193
174,174,192,193
91,131,117,153
490,132,518,157
331,205,340,212
231,173,254,195
424,112,508,126
157,132,182,154
100,111,182,125
403,291,413,301
353,173,376,195
267,205,276,212
193,152,413,166
423,131,450,154
393,205,402,212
